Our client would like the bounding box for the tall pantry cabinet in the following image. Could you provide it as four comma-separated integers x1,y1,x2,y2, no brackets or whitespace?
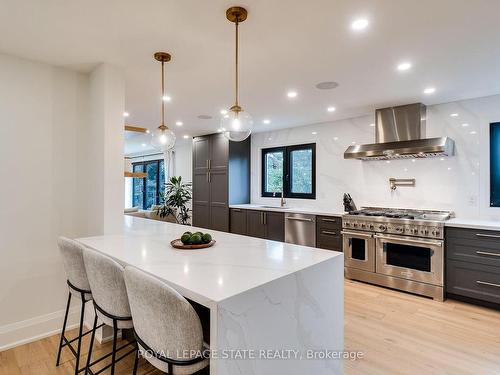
192,133,250,231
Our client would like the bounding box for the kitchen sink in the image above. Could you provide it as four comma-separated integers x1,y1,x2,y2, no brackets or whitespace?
258,205,291,209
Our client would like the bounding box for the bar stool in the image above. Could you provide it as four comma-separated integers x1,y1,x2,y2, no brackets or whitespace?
124,266,209,375
56,237,104,374
82,249,136,375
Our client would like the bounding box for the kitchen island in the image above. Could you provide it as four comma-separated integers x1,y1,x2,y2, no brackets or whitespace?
77,216,344,375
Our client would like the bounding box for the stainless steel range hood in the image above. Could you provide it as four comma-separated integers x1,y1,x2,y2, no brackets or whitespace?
344,103,455,160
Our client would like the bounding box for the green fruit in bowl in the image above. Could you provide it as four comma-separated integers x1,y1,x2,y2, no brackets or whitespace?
184,231,192,236
202,233,212,244
190,233,202,245
180,233,191,244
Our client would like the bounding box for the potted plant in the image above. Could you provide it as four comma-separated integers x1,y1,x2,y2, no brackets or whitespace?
157,176,192,225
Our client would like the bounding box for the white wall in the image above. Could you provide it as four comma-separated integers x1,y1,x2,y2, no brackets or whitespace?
0,54,124,350
251,95,500,220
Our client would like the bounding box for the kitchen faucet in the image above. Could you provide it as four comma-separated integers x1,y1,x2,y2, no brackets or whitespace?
273,190,286,207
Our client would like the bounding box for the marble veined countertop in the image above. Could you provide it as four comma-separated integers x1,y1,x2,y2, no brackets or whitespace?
77,215,342,307
229,203,346,217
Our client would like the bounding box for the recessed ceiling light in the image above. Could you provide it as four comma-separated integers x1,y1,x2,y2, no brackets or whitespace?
327,106,336,112
145,129,150,134
263,119,271,124
412,159,416,163
423,87,436,94
175,121,183,126
268,137,272,141
220,109,228,115
462,123,469,127
351,18,369,31
386,160,391,164
450,113,459,117
397,62,412,71
197,115,212,120
369,123,375,127
123,112,130,117
333,137,339,141
183,135,189,139
470,130,477,135
440,158,445,161
315,81,339,90
287,91,298,98
312,131,318,135
351,141,356,145
217,128,223,133
141,143,146,147
162,95,171,102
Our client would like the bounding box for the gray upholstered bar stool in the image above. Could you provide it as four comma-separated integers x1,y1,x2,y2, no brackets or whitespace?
124,266,210,374
83,249,136,375
57,237,104,374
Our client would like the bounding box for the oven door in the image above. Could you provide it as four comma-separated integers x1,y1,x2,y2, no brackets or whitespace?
375,234,443,286
342,230,375,272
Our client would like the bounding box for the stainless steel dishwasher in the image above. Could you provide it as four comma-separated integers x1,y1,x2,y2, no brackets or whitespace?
285,213,316,246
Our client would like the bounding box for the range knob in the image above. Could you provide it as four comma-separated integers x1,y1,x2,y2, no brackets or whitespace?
353,223,358,228
345,222,351,227
421,229,429,235
395,226,404,233
369,224,375,230
378,224,387,232
361,223,366,229
411,228,419,235
431,229,440,237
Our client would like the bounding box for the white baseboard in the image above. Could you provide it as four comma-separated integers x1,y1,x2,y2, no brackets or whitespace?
0,306,81,352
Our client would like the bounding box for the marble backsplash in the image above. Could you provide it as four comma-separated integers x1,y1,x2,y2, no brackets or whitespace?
251,94,500,220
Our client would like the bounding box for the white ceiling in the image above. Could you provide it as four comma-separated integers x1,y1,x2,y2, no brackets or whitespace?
2,0,500,155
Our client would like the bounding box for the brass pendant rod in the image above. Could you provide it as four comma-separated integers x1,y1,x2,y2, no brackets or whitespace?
161,60,165,128
235,19,239,108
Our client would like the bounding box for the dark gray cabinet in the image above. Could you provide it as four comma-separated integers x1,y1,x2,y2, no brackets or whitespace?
230,208,247,236
230,209,284,242
192,134,250,232
446,227,500,307
316,215,343,251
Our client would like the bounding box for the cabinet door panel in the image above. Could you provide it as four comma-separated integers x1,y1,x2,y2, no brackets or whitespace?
246,210,266,239
210,133,229,171
265,212,285,242
230,209,247,235
210,204,229,232
193,137,210,173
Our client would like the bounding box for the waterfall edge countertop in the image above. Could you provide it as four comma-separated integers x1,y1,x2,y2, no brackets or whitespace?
77,215,343,307
76,216,345,375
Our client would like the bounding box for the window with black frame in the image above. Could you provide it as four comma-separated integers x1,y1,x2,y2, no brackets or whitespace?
261,143,316,199
132,159,165,209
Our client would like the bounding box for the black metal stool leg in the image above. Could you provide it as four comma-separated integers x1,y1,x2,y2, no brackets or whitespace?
111,320,118,375
56,291,72,366
132,346,139,375
74,294,86,375
85,312,98,374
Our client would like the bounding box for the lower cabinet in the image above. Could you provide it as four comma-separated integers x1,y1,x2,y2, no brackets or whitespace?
446,227,500,307
230,209,284,242
316,215,343,251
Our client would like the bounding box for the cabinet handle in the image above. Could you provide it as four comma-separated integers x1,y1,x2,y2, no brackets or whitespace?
208,159,211,169
260,212,264,225
206,159,209,169
322,218,337,223
208,172,211,183
263,212,267,225
286,217,314,222
322,230,337,236
232,209,242,212
477,280,500,289
476,233,500,239
476,250,500,258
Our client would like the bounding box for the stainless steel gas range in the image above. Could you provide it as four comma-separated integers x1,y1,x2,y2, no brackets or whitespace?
342,207,453,301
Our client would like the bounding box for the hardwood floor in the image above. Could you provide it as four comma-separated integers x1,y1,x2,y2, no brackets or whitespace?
2,280,500,375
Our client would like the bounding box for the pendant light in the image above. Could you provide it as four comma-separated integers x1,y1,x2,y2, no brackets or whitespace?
221,7,253,142
150,52,176,151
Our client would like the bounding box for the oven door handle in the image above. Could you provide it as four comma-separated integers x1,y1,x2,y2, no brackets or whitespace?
341,230,373,238
374,234,443,246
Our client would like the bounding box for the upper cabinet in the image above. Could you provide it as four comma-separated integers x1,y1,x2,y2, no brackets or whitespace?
192,133,250,232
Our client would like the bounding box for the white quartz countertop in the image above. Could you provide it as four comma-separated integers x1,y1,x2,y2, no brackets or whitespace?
77,216,341,307
445,218,500,231
229,204,345,217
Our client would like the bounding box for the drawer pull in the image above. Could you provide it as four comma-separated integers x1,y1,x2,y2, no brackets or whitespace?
322,218,337,223
476,250,500,258
476,233,500,239
232,209,242,212
322,230,337,236
286,217,314,222
477,280,500,289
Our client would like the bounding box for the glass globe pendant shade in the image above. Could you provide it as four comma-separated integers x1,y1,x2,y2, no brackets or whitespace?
221,107,253,142
150,125,176,152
